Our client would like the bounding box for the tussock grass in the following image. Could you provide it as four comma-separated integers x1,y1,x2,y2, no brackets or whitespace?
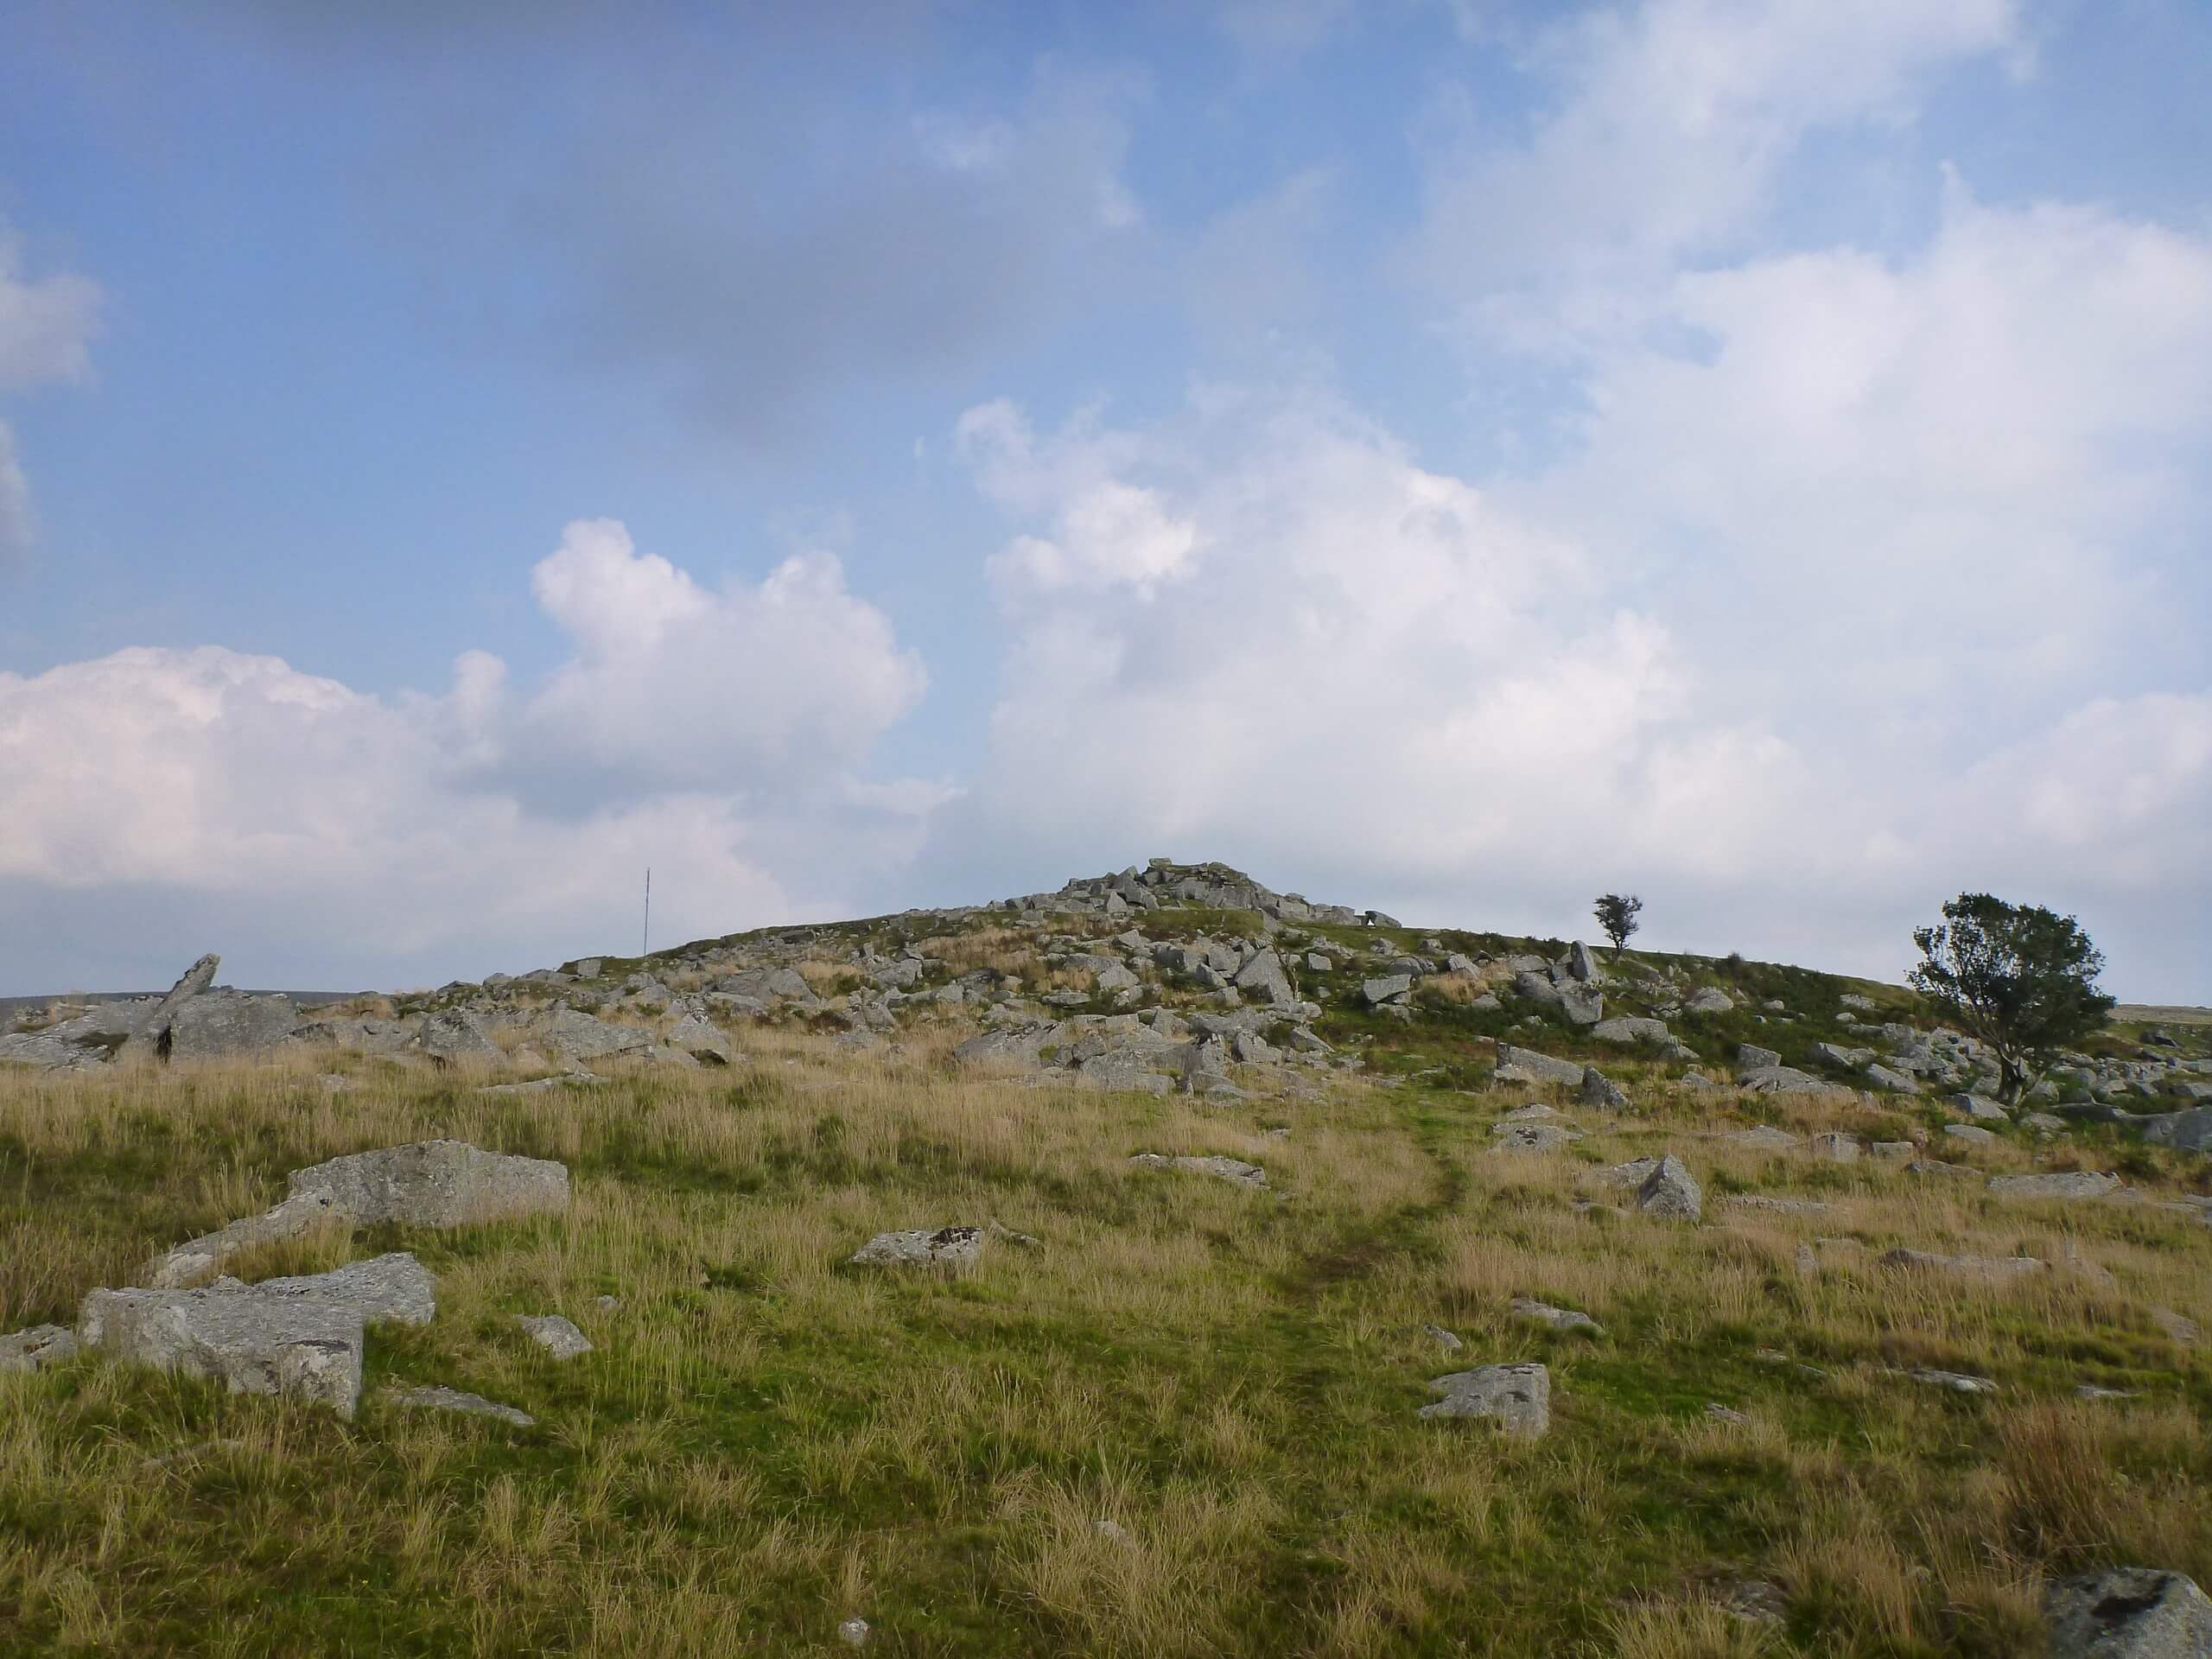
1,1036,2209,1655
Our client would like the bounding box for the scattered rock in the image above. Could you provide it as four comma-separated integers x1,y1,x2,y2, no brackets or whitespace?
166,991,298,1061
1419,1362,1550,1437
1491,1122,1580,1153
1685,988,1734,1014
145,1190,343,1289
1705,1402,1751,1426
1942,1123,1999,1147
1738,1044,1782,1072
289,1140,571,1228
1636,1155,1702,1221
1511,1297,1602,1336
385,1383,536,1427
0,1324,79,1373
518,1314,592,1358
1723,1195,1830,1215
1881,1247,2045,1281
664,1013,734,1065
1128,1153,1268,1188
247,1253,436,1325
837,1617,872,1649
1578,1065,1629,1111
1493,1043,1586,1089
1423,1323,1464,1352
849,1225,986,1267
1727,1126,1801,1151
1362,974,1413,1007
2150,1308,2198,1347
2044,1567,2212,1657
79,1283,364,1417
1987,1171,2122,1201
1908,1367,1997,1395
1808,1132,1859,1162
416,1007,503,1064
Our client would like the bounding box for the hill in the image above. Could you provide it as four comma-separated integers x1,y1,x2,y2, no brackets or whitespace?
3,860,2210,1656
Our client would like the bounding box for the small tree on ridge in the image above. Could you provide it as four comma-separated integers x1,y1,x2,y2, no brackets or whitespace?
1593,893,1643,959
1907,893,2114,1103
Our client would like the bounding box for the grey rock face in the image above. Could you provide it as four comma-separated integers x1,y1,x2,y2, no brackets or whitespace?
849,1225,986,1267
715,967,816,1005
1363,975,1414,1007
1740,1065,1853,1097
1863,1063,1921,1094
1511,1298,1601,1336
1809,1132,1859,1162
1231,949,1294,1006
417,1007,503,1065
1685,987,1734,1014
147,1190,343,1289
1910,1367,1996,1395
167,992,297,1060
535,1008,655,1065
1419,1362,1550,1436
1738,1044,1782,1072
288,1140,570,1228
1728,1126,1801,1151
248,1253,436,1325
1579,1066,1630,1110
1128,1153,1268,1188
0,1324,79,1373
0,1027,114,1071
1592,1016,1671,1046
1491,1123,1580,1153
1948,1094,2012,1122
1566,942,1596,982
518,1314,592,1358
2139,1108,2212,1153
1942,1123,1999,1147
1555,983,1604,1027
2045,1567,2212,1658
1636,1155,1702,1221
664,1013,734,1065
115,952,222,1060
79,1283,364,1417
385,1383,536,1427
1494,1043,1586,1088
1987,1171,2122,1201
1882,1247,2045,1281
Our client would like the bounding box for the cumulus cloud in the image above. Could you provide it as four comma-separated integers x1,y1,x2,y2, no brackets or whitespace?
510,519,926,794
0,225,100,563
0,521,938,989
1410,0,2021,336
931,371,2211,996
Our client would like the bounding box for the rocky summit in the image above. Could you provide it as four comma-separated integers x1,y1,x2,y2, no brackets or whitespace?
3,856,2210,1656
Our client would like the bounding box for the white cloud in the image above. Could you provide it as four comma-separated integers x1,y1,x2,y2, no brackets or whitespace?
1529,188,2212,734
513,518,926,791
1411,0,2020,332
0,520,935,988
0,224,100,563
936,371,2211,996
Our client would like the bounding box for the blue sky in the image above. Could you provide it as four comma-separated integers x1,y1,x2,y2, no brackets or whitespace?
3,0,2209,998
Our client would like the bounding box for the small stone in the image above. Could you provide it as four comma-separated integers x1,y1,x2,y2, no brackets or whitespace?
1491,1122,1580,1153
385,1383,536,1427
850,1225,987,1267
1419,1362,1550,1436
518,1314,592,1360
1808,1132,1859,1162
1511,1297,1602,1336
1128,1153,1268,1188
1705,1402,1750,1426
837,1617,871,1648
1423,1323,1464,1352
1908,1367,1997,1394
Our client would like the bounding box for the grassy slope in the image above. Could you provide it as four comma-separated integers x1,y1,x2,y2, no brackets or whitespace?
3,985,2210,1658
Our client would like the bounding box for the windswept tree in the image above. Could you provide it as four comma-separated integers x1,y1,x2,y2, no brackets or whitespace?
1908,893,2115,1103
1593,893,1643,959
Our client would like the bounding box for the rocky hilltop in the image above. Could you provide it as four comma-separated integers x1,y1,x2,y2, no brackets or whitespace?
6,858,2212,1656
8,855,2208,1136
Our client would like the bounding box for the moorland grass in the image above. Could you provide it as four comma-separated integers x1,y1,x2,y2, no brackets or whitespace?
1,1028,2209,1656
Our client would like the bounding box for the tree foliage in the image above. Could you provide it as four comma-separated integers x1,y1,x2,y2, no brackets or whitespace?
1593,893,1643,957
1908,893,2115,1103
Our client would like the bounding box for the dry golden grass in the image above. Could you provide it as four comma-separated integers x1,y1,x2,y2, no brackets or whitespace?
1,1028,2209,1655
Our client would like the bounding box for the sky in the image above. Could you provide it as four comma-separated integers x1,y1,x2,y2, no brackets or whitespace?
1,0,2208,1000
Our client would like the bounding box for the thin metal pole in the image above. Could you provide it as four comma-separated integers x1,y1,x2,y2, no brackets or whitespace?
643,868,651,958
